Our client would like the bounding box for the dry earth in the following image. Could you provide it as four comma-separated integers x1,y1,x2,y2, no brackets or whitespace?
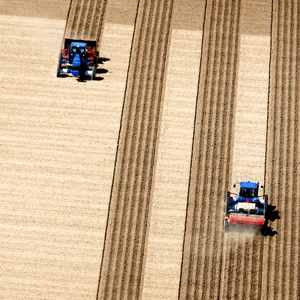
0,0,299,300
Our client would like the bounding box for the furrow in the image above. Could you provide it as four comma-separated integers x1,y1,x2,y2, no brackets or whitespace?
195,0,224,297
126,3,174,299
75,0,91,39
83,0,96,37
281,3,294,299
97,0,174,299
181,1,218,297
114,1,161,298
89,0,108,42
99,3,151,298
275,2,291,298
227,239,239,300
236,236,249,300
242,239,255,300
179,0,241,299
261,0,278,298
265,0,284,297
199,0,240,298
69,0,84,38
275,7,288,291
64,0,107,45
209,1,242,298
292,5,300,299
64,0,79,37
248,239,264,300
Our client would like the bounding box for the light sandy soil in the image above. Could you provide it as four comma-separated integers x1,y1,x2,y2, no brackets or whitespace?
1,0,299,300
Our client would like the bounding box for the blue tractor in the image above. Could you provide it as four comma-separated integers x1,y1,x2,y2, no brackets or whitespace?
57,38,98,80
224,181,268,231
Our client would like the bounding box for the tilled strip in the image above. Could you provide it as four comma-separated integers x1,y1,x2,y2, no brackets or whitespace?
64,0,107,44
263,1,300,299
97,0,174,299
179,0,241,299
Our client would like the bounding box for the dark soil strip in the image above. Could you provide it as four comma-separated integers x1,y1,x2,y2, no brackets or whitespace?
263,1,300,299
97,0,174,299
64,0,107,46
179,0,241,299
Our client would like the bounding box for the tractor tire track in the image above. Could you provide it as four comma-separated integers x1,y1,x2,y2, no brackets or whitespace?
64,0,107,45
263,1,300,300
179,0,241,299
97,0,174,299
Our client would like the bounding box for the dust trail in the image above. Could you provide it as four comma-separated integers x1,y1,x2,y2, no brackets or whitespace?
227,227,261,243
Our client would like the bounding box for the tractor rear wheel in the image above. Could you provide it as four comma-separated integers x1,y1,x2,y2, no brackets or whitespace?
57,52,62,77
92,56,98,80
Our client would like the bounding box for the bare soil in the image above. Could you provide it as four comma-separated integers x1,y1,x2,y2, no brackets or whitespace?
1,0,299,299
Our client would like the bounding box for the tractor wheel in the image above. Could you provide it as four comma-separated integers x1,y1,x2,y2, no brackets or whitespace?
57,52,62,77
224,192,230,217
79,65,85,81
92,56,98,80
224,220,229,232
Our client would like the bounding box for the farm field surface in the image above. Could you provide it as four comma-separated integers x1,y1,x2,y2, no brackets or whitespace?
0,0,299,299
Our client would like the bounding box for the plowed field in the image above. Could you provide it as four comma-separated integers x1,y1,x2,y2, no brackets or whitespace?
1,0,299,300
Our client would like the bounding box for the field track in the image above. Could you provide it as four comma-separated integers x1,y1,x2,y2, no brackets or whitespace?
1,0,300,299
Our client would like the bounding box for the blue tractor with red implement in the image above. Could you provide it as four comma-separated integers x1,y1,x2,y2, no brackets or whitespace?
224,181,268,232
57,38,99,80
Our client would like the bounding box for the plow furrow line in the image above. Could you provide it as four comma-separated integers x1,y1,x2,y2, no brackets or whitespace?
83,0,96,37
74,0,88,38
91,0,108,42
64,0,79,37
69,0,82,38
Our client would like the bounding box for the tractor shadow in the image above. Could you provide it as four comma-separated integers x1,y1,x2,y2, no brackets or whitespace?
99,57,110,64
96,68,108,74
94,68,108,81
261,204,280,236
76,77,88,83
93,57,110,81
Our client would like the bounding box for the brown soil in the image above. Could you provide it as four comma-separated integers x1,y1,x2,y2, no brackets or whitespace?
0,0,70,19
1,0,300,299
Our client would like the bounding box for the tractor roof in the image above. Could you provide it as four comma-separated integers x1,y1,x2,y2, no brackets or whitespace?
240,181,257,189
70,42,87,48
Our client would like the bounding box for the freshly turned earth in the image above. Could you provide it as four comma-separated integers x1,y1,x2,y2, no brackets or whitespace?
0,0,299,299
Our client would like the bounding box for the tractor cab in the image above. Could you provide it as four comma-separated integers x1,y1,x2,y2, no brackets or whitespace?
238,181,258,199
69,42,87,66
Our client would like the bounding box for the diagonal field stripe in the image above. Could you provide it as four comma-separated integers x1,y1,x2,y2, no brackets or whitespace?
231,34,270,191
142,28,202,300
